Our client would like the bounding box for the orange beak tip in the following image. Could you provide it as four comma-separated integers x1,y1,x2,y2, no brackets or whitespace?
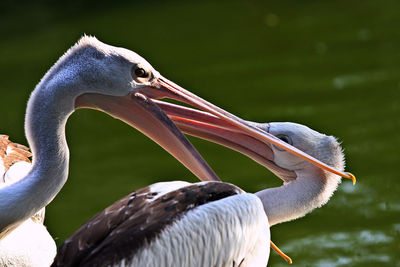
346,172,356,185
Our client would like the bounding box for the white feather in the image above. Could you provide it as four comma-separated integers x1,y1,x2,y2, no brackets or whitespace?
0,219,56,267
4,161,31,185
148,181,191,200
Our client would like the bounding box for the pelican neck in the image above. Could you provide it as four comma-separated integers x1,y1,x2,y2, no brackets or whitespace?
0,81,75,236
255,169,340,226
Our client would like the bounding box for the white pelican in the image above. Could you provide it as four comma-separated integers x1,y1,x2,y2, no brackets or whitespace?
52,121,355,266
0,36,354,266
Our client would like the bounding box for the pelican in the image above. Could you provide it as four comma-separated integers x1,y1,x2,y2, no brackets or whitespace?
0,36,354,266
52,120,354,266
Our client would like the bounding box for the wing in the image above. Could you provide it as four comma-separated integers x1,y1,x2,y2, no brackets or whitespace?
52,181,250,267
127,192,270,267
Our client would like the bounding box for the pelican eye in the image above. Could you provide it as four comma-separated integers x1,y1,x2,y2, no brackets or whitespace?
274,134,293,151
276,134,292,145
132,64,151,81
277,135,292,144
134,67,149,78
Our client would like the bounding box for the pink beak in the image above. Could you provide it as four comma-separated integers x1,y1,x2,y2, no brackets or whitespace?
75,75,355,184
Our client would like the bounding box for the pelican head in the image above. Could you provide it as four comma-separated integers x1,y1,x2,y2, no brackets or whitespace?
254,122,348,225
164,110,353,225
260,122,345,183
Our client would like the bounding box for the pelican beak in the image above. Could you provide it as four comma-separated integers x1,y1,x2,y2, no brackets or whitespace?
74,92,219,182
153,100,296,182
142,76,355,182
158,102,357,184
74,73,355,184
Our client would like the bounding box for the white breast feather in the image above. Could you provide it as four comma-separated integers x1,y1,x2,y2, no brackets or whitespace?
0,219,56,267
4,161,32,185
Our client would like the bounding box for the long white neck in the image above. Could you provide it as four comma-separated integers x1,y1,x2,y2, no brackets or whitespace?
255,169,341,226
0,75,76,236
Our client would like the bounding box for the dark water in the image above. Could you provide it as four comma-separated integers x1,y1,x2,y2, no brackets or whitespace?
1,1,399,266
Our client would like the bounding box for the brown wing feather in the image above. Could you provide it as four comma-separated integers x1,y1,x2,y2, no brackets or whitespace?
52,182,243,267
0,135,32,178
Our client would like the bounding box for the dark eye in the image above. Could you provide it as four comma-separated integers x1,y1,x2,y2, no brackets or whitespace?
134,67,149,78
275,134,293,146
273,134,293,151
277,135,290,144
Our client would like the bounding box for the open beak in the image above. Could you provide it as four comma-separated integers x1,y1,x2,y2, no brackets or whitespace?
75,74,355,184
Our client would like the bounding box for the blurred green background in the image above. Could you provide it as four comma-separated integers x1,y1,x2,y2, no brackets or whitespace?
1,0,399,266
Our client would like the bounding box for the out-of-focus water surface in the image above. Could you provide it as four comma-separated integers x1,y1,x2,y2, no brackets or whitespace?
1,1,399,266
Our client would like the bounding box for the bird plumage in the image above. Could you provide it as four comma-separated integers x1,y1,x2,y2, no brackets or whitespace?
52,181,269,267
